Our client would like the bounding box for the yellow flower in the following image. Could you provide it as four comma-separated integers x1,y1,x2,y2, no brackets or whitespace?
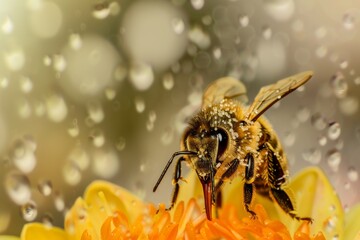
2,167,360,240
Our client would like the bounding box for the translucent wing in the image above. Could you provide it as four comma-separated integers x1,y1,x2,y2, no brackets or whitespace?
202,77,248,108
246,71,313,121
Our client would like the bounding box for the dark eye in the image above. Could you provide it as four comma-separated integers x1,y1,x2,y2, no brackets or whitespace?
212,129,228,158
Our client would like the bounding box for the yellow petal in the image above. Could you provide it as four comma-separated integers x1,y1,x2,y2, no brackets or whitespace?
345,203,360,240
0,236,20,240
284,167,344,239
65,181,144,240
20,223,67,240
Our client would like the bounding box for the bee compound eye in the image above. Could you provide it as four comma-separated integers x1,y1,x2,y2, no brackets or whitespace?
214,129,228,158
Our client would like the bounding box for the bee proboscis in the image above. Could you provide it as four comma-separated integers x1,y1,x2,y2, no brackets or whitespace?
153,71,313,221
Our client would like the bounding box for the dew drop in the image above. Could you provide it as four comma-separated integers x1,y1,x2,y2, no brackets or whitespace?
109,1,121,16
239,15,249,27
92,2,110,19
5,171,31,205
262,26,272,39
162,73,174,90
327,122,341,140
318,135,327,146
53,192,65,212
296,106,310,123
171,18,185,34
105,87,117,100
2,17,14,34
20,76,33,94
0,77,9,89
302,148,322,164
129,62,154,91
46,94,68,122
42,214,54,227
114,64,127,82
213,47,222,59
190,0,204,10
92,148,120,179
148,110,157,123
63,161,82,186
5,49,25,71
52,54,67,72
11,137,37,174
311,113,327,130
34,101,46,117
330,72,348,98
115,137,126,151
339,60,348,70
69,33,82,50
146,121,154,131
339,96,358,116
87,102,104,124
135,97,145,113
188,26,211,49
326,149,341,172
37,180,53,196
161,127,174,145
343,13,355,30
21,200,38,222
90,129,105,147
43,55,52,66
283,131,295,147
315,45,328,58
347,167,358,182
67,146,90,171
68,119,79,137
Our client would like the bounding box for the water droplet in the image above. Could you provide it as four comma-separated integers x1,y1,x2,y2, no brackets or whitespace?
326,149,341,172
0,77,9,88
347,167,358,182
139,162,146,172
21,200,37,221
46,94,68,122
92,148,120,178
68,119,79,137
63,161,82,186
213,47,222,59
327,122,341,140
93,2,110,19
18,99,32,119
302,148,322,164
129,62,154,91
52,54,67,72
5,49,25,71
239,15,249,27
296,106,310,123
43,55,52,66
34,101,46,117
343,13,355,30
339,96,358,116
115,137,126,151
19,76,33,94
53,192,65,212
162,73,174,90
148,110,157,123
90,129,105,147
5,171,31,205
105,87,117,100
69,33,82,50
2,17,14,34
87,102,104,124
37,180,53,196
42,214,54,227
171,18,185,34
283,131,295,147
67,146,90,171
135,97,145,113
339,60,348,70
161,127,174,145
330,72,348,98
146,121,154,131
109,1,121,16
315,45,328,58
114,64,127,82
188,26,211,49
311,113,327,130
262,26,272,39
190,0,204,10
11,137,37,174
318,135,327,146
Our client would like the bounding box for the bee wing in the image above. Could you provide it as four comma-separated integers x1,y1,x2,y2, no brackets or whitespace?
202,77,248,108
246,71,313,121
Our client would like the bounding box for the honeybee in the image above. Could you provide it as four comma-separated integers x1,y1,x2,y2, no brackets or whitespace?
153,71,313,221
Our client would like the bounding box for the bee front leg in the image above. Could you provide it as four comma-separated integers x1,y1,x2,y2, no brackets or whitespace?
167,157,186,211
244,153,257,218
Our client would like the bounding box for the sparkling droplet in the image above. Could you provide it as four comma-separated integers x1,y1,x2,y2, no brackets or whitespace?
43,55,52,66
146,121,154,131
339,96,358,116
114,64,127,82
315,27,327,39
326,149,341,172
161,127,174,145
343,13,355,30
63,161,82,186
162,73,174,90
19,76,33,94
87,102,104,124
92,2,110,19
213,47,222,59
135,97,145,113
34,101,46,117
105,87,117,100
296,106,310,123
129,62,154,91
115,137,126,151
330,72,348,98
92,148,120,179
302,148,322,164
37,180,53,196
46,94,68,122
11,137,37,174
171,18,185,34
18,99,32,119
188,26,211,49
0,77,9,88
347,167,358,182
315,45,328,58
190,0,204,10
327,122,341,140
109,1,121,16
5,49,25,71
340,60,348,69
52,54,67,72
68,119,79,137
53,192,65,212
283,131,295,147
2,17,14,34
262,26,272,39
21,200,37,222
318,135,327,146
311,113,327,130
42,214,54,227
148,110,157,123
5,171,31,205
90,129,105,147
239,15,249,27
69,33,82,50
67,146,90,171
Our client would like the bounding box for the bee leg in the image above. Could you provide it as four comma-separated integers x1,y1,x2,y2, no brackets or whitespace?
266,145,313,222
167,157,186,211
214,191,222,218
244,153,257,218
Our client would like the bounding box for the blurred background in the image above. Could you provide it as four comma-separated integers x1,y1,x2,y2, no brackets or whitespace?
0,0,359,235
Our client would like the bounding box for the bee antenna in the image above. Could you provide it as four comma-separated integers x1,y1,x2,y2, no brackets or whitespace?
153,151,196,192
